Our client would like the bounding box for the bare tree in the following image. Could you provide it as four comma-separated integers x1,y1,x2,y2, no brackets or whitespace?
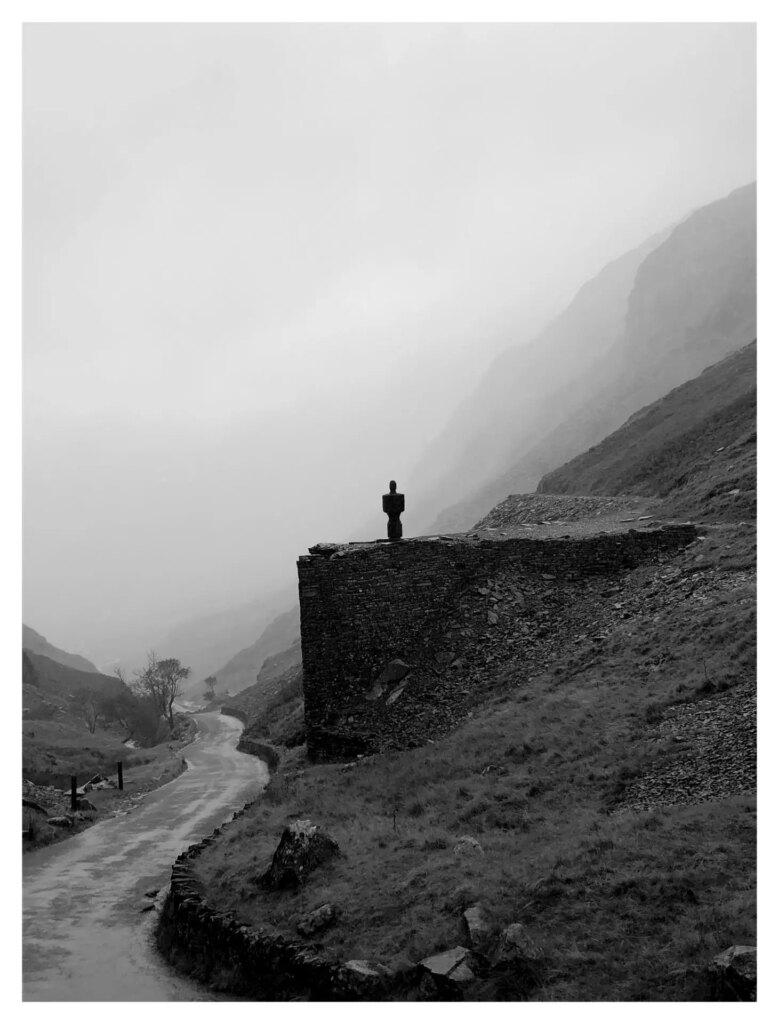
133,651,191,731
74,689,100,734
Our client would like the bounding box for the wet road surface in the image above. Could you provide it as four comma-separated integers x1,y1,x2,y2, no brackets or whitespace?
23,712,268,1001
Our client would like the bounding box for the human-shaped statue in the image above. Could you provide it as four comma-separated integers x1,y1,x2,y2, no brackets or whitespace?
382,480,405,541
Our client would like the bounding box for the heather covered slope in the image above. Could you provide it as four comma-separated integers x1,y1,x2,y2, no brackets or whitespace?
23,624,98,673
538,341,756,522
426,182,756,533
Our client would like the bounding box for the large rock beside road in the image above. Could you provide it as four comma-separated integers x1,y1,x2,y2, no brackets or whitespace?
260,819,339,890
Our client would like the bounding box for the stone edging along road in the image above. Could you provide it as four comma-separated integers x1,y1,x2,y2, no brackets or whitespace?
154,800,408,1000
155,714,413,1000
219,706,281,770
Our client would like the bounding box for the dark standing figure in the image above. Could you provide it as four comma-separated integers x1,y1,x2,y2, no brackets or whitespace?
383,480,405,540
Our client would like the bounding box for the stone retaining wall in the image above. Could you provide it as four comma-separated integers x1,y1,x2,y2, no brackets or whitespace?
155,810,403,1000
297,526,696,760
220,706,281,770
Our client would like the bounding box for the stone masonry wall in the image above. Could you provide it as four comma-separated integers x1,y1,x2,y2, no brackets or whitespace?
297,525,696,760
156,807,401,1000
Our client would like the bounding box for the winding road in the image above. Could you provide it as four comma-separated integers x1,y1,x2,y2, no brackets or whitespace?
23,712,268,1001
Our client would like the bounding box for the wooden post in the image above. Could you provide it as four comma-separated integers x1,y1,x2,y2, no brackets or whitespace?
70,776,77,812
117,761,123,791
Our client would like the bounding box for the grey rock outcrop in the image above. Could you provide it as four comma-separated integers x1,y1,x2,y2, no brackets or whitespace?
297,902,339,937
260,819,339,890
494,922,543,966
463,904,494,952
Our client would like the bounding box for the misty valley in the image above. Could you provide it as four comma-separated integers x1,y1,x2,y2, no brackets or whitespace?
22,23,757,1005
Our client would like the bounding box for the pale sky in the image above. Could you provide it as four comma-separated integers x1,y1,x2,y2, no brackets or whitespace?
22,22,756,662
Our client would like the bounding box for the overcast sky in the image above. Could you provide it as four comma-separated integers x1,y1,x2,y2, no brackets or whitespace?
23,22,755,663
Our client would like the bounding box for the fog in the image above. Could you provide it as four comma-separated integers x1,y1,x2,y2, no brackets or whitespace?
23,23,756,665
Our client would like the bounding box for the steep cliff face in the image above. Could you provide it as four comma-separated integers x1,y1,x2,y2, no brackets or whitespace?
427,182,755,532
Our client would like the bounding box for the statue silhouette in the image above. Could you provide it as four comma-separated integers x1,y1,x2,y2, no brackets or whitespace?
382,480,405,541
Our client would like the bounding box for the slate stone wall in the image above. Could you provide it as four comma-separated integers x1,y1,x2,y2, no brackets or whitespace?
156,809,406,1000
220,706,280,770
297,526,696,760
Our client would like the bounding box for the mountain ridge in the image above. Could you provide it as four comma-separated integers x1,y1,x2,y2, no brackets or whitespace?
22,624,99,674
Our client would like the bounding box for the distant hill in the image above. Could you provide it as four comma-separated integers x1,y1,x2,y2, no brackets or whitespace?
213,606,300,696
23,650,125,699
538,341,756,522
422,182,756,533
406,226,672,535
114,585,295,697
22,624,99,674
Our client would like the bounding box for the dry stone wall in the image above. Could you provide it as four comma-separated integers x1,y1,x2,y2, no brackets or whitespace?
220,706,280,770
297,525,696,761
156,808,401,1000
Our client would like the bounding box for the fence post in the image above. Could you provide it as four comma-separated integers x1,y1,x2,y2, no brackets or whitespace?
70,776,77,812
117,762,123,791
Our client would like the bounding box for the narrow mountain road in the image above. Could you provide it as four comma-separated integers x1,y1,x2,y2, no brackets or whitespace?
23,712,268,1001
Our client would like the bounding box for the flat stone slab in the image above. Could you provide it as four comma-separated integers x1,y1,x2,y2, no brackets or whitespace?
419,946,471,977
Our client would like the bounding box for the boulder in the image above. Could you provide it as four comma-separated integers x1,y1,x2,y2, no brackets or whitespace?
297,902,339,937
453,835,484,858
463,903,495,952
375,659,411,687
419,946,484,994
707,944,756,1001
420,946,472,977
260,819,339,890
493,922,544,967
339,959,391,998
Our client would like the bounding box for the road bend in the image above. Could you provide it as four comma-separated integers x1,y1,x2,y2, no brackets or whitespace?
23,712,268,1001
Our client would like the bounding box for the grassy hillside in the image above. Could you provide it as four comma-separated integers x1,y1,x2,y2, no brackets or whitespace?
406,228,670,535
22,650,180,787
24,650,124,700
115,585,296,696
427,183,755,533
223,640,304,750
538,341,756,523
214,606,300,696
23,624,98,673
192,531,755,1000
185,312,757,999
